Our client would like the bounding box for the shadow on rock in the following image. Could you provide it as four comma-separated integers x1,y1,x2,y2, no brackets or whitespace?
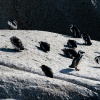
77,43,85,45
91,66,100,69
94,52,100,54
60,68,74,74
35,46,47,53
58,53,73,59
77,43,92,46
64,45,68,47
0,48,21,53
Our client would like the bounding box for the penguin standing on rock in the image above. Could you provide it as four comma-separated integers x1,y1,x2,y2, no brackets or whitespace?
69,50,85,71
81,32,92,45
67,39,77,49
7,19,17,30
10,36,24,51
61,48,78,59
95,56,100,64
70,24,81,38
39,41,50,52
40,65,53,78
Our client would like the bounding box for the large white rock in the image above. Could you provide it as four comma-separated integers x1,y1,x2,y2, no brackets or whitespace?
0,30,100,100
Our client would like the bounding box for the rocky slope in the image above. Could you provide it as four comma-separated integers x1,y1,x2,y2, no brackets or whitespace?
0,30,100,100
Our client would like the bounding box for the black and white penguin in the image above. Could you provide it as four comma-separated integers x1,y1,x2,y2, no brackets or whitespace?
61,48,78,59
95,56,100,64
70,24,81,38
10,36,24,51
69,50,85,71
7,19,17,30
67,39,77,49
39,41,50,52
40,65,53,78
81,32,92,45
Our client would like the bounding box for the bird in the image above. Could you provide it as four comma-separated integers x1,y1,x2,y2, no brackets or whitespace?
81,32,92,45
67,39,77,49
95,56,100,64
10,36,24,51
69,50,85,71
39,41,50,52
61,48,78,59
40,65,53,78
70,24,81,38
7,19,17,30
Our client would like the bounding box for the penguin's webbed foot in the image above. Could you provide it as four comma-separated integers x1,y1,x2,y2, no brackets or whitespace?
75,68,79,71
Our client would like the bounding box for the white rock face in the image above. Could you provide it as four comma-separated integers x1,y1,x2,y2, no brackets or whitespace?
0,30,100,100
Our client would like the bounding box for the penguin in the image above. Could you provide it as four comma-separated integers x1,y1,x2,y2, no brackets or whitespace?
70,24,81,38
7,19,17,30
81,32,92,45
10,36,24,51
40,65,53,78
95,56,100,64
39,41,50,52
67,39,77,49
61,48,78,59
69,50,85,71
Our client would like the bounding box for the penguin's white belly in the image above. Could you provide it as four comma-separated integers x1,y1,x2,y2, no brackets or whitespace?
8,21,17,29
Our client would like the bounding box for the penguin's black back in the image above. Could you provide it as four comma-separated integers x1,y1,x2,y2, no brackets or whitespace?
69,54,83,69
69,51,84,70
67,40,77,48
39,41,50,52
70,25,81,38
62,48,78,57
82,33,92,45
86,36,92,45
10,36,24,50
41,65,53,78
95,56,100,64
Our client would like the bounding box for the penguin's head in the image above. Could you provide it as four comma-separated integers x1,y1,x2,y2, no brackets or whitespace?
61,48,67,52
40,65,50,71
40,65,46,69
10,36,17,41
38,41,41,44
82,32,88,36
78,50,85,55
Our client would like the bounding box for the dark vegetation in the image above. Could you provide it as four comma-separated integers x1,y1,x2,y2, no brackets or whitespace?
0,0,100,40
